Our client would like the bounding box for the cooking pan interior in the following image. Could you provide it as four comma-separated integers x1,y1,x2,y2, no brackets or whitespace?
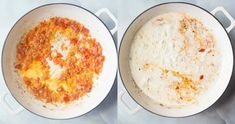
2,4,117,119
119,3,233,117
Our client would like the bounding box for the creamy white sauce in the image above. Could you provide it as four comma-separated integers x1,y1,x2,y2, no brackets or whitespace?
129,13,220,108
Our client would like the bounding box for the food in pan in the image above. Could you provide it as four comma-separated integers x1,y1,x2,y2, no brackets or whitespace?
15,17,105,103
129,13,220,108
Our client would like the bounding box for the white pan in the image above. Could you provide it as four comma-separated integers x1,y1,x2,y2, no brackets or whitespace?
119,2,235,117
2,3,117,119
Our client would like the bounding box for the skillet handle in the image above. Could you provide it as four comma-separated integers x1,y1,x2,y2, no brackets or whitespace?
95,8,118,34
0,92,24,115
118,90,141,114
211,6,235,32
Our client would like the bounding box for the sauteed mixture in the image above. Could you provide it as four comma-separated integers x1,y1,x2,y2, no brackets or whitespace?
15,17,105,103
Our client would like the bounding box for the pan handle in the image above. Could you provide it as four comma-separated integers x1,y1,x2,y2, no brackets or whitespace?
95,8,118,35
118,90,141,114
0,92,24,115
211,6,235,32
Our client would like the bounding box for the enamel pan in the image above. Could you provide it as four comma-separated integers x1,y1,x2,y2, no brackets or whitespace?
119,2,235,117
2,3,117,119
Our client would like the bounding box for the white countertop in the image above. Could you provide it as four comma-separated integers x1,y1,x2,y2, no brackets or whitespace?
1,0,235,124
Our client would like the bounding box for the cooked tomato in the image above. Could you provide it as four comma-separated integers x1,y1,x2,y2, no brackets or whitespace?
15,17,105,103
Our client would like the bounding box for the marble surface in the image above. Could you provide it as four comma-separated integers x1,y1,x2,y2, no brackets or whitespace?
117,0,235,124
0,0,117,124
